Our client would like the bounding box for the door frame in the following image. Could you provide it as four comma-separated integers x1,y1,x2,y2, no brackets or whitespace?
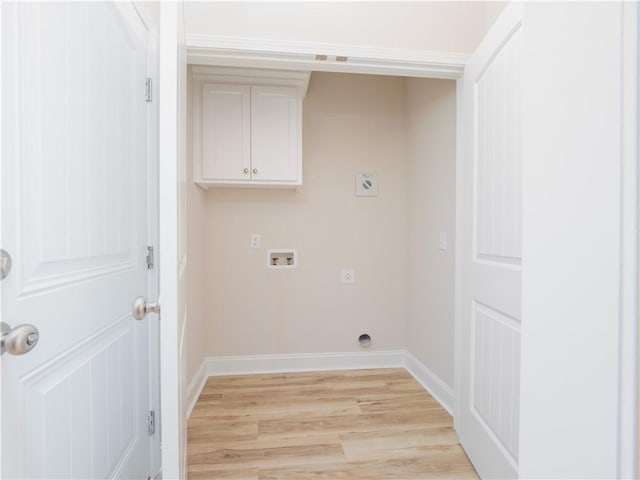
619,2,639,477
130,2,162,477
154,24,639,477
158,2,187,479
175,33,469,479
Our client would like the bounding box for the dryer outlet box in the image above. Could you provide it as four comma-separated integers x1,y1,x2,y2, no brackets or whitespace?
355,173,378,197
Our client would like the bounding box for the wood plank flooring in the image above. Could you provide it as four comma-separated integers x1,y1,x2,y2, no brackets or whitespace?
187,368,478,479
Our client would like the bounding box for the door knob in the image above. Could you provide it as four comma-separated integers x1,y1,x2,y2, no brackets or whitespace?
243,168,249,174
0,249,12,281
132,296,160,320
252,168,258,174
1,322,39,356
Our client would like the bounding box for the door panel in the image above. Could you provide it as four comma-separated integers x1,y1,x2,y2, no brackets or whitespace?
251,86,299,182
471,301,521,460
2,2,152,478
16,1,139,295
474,26,522,263
24,319,136,478
200,83,251,181
460,3,522,478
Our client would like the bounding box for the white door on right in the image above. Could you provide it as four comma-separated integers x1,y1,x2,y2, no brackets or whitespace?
460,3,522,478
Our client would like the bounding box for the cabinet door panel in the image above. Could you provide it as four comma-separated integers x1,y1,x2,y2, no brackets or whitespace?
201,84,251,181
251,86,299,182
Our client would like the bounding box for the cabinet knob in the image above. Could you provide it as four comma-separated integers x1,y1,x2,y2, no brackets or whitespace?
253,168,258,175
243,168,249,174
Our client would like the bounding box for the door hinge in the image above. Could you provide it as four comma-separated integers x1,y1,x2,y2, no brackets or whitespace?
146,245,154,270
145,77,152,103
147,410,156,435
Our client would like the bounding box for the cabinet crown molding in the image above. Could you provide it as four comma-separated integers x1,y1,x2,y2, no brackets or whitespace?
186,34,467,79
191,65,311,98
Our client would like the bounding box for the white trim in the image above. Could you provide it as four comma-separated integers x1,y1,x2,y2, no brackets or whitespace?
206,350,405,376
618,2,639,477
186,351,455,420
186,34,467,79
191,65,310,97
453,76,465,432
405,353,455,416
158,2,183,479
186,357,209,418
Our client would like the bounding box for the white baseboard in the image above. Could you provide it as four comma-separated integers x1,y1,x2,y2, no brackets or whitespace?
185,350,454,418
205,350,406,376
185,358,209,418
404,352,455,415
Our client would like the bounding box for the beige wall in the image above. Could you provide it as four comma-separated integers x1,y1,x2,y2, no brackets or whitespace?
200,73,409,356
405,78,457,388
483,1,509,33
185,2,486,53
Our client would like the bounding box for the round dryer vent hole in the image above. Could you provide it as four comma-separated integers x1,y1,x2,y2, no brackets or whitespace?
358,334,371,348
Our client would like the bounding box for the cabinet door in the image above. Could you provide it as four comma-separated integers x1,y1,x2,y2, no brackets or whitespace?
251,86,300,183
201,83,251,181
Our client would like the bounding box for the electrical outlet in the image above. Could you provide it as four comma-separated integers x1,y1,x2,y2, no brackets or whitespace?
250,233,260,249
341,269,355,283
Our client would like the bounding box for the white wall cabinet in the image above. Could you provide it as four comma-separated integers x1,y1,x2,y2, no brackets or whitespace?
192,66,309,188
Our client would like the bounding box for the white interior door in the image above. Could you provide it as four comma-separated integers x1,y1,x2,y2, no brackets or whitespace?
1,2,155,478
459,3,522,478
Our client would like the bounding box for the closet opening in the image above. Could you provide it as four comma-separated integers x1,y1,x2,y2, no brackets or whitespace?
186,70,458,391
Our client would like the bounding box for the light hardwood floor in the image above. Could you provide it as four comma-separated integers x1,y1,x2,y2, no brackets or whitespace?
187,368,479,479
